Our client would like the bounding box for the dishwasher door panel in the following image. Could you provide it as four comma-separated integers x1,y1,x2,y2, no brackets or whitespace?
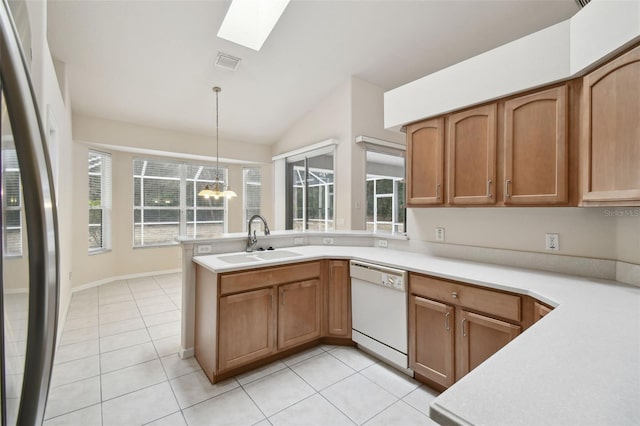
351,279,408,353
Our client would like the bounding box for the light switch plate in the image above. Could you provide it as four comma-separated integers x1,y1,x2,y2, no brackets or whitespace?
378,239,388,248
323,237,334,245
435,227,445,242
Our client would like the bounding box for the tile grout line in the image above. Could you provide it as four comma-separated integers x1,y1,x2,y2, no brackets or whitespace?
127,277,180,424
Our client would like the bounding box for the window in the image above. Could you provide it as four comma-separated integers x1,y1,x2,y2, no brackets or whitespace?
366,150,405,234
286,148,334,231
133,158,227,246
243,167,262,232
2,139,22,257
88,150,112,252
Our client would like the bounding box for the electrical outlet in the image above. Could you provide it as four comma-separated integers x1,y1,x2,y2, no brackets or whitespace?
435,227,445,242
545,233,559,251
294,237,304,245
378,239,388,248
197,244,212,254
323,237,334,245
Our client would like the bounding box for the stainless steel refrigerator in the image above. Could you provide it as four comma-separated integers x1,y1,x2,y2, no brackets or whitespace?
0,0,60,424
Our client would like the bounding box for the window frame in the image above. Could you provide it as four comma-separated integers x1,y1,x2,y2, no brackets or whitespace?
365,147,406,235
133,158,229,247
285,146,335,232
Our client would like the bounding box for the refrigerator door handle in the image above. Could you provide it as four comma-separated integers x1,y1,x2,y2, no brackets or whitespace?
0,1,60,425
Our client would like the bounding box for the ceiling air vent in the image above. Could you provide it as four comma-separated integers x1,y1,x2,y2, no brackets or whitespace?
575,0,591,8
215,52,241,71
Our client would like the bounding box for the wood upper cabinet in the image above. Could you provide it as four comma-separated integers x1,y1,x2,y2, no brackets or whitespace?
582,45,640,205
504,85,568,205
218,288,275,372
458,310,520,380
406,117,445,205
447,104,497,205
409,295,455,388
277,279,322,350
326,260,351,338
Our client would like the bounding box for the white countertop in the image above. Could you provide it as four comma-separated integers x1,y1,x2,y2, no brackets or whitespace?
193,245,640,425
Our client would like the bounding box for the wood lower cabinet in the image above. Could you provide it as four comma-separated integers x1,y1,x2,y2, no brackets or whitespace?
504,85,568,205
326,260,351,338
196,260,353,383
534,301,553,322
278,279,322,350
409,296,455,388
218,288,275,372
447,104,497,205
406,117,445,205
582,44,640,205
458,310,520,379
409,273,524,389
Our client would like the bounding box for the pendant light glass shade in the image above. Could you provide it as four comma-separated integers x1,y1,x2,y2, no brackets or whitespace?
198,87,237,200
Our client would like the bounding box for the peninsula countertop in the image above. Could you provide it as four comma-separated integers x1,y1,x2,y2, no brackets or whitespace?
193,245,640,425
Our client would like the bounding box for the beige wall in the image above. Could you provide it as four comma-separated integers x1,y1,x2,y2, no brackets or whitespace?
272,80,352,229
407,206,640,263
22,0,75,338
615,210,640,264
272,77,406,231
350,78,405,229
70,116,274,287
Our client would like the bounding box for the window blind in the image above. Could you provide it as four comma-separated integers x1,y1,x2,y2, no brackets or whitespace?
243,167,262,231
89,150,112,252
2,140,22,256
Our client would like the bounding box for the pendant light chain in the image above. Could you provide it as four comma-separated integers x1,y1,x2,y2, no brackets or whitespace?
215,86,220,181
198,86,236,199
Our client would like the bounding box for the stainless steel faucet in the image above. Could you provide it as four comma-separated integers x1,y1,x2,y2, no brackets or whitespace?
246,214,270,252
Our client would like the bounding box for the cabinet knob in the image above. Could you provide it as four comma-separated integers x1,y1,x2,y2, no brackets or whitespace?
451,292,458,298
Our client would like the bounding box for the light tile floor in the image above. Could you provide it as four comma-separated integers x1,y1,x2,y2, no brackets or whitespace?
45,273,440,425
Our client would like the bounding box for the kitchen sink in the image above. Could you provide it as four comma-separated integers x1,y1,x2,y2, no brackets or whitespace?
217,253,261,264
217,250,302,264
253,250,302,260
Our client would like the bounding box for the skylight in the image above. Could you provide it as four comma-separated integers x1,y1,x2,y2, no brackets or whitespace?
217,0,291,51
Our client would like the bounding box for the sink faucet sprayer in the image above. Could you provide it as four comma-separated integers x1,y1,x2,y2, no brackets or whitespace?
246,215,270,252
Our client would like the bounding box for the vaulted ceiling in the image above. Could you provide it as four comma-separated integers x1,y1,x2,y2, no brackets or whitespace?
47,0,579,145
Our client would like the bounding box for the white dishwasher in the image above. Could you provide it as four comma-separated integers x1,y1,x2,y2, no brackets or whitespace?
350,260,411,375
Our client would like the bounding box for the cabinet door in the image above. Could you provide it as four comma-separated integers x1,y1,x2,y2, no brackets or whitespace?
582,45,640,204
327,260,351,338
278,279,322,350
448,104,497,205
458,310,520,380
504,86,568,205
218,288,275,372
406,117,445,205
534,301,552,323
409,296,455,388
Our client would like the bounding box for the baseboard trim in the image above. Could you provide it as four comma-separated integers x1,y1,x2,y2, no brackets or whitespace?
72,268,181,293
180,347,194,359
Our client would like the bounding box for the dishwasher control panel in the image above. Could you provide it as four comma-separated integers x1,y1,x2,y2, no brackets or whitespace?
381,273,405,291
350,260,408,293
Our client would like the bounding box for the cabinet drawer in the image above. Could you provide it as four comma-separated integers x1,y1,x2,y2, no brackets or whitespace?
410,274,521,322
220,261,321,295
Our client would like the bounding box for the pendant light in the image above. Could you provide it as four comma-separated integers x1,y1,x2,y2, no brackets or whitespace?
198,86,237,200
